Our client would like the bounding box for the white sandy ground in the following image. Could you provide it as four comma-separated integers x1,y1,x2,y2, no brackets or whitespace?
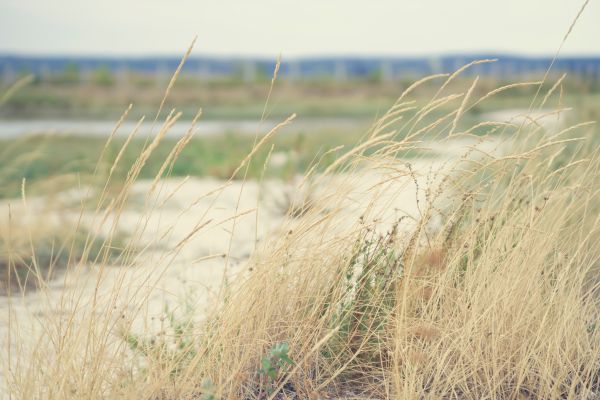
0,109,565,397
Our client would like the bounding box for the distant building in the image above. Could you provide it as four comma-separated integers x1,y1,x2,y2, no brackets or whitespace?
0,54,599,83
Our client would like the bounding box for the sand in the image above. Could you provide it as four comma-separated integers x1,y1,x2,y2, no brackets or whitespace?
0,128,536,396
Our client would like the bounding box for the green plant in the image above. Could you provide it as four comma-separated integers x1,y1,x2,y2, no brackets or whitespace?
258,342,295,393
125,298,198,377
200,378,216,400
321,224,403,385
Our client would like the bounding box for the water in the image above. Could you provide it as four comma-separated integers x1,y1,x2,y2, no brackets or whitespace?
0,118,368,139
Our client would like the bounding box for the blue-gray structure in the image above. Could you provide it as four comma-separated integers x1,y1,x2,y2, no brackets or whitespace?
1,54,599,82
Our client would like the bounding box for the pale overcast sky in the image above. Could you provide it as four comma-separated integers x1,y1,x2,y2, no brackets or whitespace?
0,0,598,57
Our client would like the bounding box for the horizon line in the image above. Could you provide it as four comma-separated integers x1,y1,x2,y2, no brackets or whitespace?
2,51,600,61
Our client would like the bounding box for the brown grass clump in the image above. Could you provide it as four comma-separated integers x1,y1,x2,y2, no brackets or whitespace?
1,50,599,399
0,196,127,295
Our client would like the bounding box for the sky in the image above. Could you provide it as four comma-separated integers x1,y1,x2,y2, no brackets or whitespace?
0,0,599,58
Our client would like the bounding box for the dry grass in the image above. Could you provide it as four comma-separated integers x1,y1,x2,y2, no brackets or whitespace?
1,57,599,400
